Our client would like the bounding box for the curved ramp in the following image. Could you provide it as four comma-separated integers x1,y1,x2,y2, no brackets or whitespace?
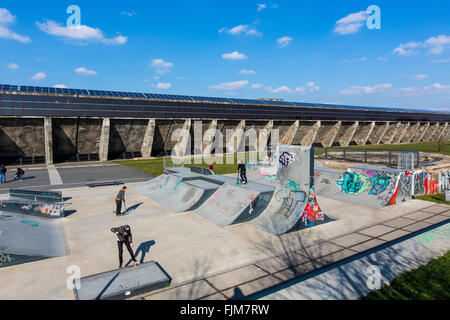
249,146,328,235
194,184,271,227
0,211,67,268
315,165,410,208
136,175,208,212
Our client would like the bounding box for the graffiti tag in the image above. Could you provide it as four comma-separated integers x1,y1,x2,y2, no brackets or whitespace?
279,152,295,167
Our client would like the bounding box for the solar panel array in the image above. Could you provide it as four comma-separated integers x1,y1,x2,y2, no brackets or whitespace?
0,84,445,114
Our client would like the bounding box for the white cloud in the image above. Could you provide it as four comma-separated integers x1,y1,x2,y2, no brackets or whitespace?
342,57,368,63
257,4,267,12
121,11,137,17
412,74,428,80
150,58,174,74
277,36,292,48
36,20,127,45
0,8,31,43
53,84,67,88
340,83,392,95
377,57,388,62
31,72,46,81
251,83,263,89
155,82,172,90
222,51,248,60
266,85,292,93
7,62,18,70
393,35,450,56
239,69,255,75
334,10,369,35
210,80,248,91
219,24,263,37
294,87,305,94
75,67,98,76
307,81,320,92
395,83,450,97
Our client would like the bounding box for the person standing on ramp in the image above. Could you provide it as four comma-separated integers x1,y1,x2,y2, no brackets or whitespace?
111,225,138,269
237,161,248,185
115,186,127,215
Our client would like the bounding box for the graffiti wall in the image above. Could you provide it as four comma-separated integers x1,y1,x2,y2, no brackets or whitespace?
0,201,65,217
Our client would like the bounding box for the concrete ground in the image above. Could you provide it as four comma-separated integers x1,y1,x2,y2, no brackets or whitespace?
0,174,448,300
0,162,152,193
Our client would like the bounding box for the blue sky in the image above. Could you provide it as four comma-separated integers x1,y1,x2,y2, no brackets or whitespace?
1,0,449,110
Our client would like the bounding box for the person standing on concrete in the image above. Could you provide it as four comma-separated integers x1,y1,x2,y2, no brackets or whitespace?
115,186,127,215
15,168,24,182
111,225,138,269
237,161,248,185
0,165,7,184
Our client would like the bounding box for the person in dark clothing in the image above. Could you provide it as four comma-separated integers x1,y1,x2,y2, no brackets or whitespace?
111,225,138,269
237,161,248,185
15,168,24,182
115,186,127,215
0,165,7,184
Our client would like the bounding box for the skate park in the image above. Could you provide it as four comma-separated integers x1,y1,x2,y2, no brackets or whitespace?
0,145,449,300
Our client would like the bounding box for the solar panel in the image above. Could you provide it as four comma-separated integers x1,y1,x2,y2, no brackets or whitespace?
62,88,70,94
69,89,76,94
81,89,89,95
10,85,18,91
49,88,57,94
42,87,50,93
56,88,63,94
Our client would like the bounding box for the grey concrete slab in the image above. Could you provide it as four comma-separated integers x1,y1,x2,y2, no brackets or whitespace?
143,280,216,300
403,211,435,221
348,239,386,253
402,221,433,232
423,215,450,225
381,217,417,229
74,261,170,300
299,242,345,260
441,210,450,217
420,205,449,214
378,229,411,242
272,262,323,282
255,253,311,274
315,249,357,265
201,293,227,300
358,225,396,238
0,211,67,267
206,265,269,291
329,233,372,248
223,275,282,299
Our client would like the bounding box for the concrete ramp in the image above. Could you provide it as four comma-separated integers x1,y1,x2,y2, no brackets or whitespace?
194,184,271,227
315,165,411,208
136,175,212,212
74,261,171,300
249,146,330,235
0,211,67,268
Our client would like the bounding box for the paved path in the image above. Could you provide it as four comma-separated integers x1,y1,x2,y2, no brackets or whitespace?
134,203,450,300
0,162,153,193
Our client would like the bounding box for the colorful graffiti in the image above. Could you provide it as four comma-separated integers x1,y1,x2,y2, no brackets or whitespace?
337,172,391,196
285,180,302,192
301,189,325,227
35,204,65,217
279,152,296,167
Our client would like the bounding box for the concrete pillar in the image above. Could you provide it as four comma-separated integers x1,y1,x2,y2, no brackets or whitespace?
99,118,110,162
353,122,375,146
403,122,420,143
301,121,321,146
418,123,431,142
322,121,342,147
44,117,53,165
425,123,441,142
280,121,299,145
226,120,246,153
371,122,390,145
141,119,156,158
258,120,273,152
394,122,410,144
363,122,376,145
436,123,449,140
338,121,358,147
382,122,401,144
202,120,218,155
173,119,192,157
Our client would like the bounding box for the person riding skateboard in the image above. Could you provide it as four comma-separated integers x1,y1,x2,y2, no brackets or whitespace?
115,186,127,215
111,225,138,269
237,161,248,185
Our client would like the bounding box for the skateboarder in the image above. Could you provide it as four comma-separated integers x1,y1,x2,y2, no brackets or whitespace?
0,165,7,184
237,161,248,185
111,225,138,269
115,186,127,215
14,168,24,182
